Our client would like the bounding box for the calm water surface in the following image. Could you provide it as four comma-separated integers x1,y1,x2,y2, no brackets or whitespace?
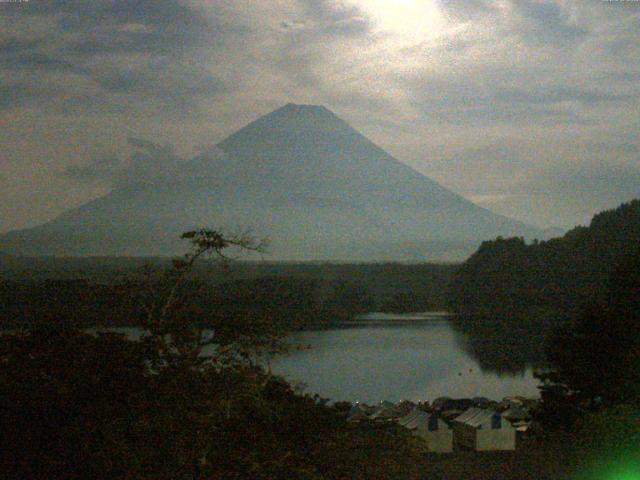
269,312,540,403
89,312,541,404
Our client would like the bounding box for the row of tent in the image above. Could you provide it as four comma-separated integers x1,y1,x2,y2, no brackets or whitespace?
348,401,525,452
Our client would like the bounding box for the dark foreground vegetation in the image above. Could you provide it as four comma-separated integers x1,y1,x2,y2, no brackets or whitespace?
0,230,429,479
449,199,640,319
449,199,640,371
2,197,639,478
1,327,431,479
448,199,640,478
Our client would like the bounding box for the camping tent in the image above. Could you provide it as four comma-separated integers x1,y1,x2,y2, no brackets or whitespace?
347,404,370,422
452,408,516,451
398,409,453,453
370,401,401,420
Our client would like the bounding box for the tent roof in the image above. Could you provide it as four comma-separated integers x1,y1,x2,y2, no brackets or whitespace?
398,409,448,431
347,404,370,421
398,409,425,429
370,406,400,419
454,408,499,428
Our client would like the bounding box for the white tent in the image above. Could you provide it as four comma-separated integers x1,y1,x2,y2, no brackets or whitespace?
398,409,453,453
452,408,516,451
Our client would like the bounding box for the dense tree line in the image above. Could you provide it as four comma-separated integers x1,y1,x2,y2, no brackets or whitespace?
0,263,455,330
538,251,640,415
0,277,376,331
449,199,640,319
0,327,427,479
535,250,640,478
446,200,640,375
448,201,640,475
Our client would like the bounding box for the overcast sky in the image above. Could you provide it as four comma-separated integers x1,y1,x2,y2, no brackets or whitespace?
0,0,638,234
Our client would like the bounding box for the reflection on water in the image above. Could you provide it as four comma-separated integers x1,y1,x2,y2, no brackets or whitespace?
449,314,549,375
270,312,542,403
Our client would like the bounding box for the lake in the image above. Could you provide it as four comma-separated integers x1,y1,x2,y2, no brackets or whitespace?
269,312,541,404
88,312,542,404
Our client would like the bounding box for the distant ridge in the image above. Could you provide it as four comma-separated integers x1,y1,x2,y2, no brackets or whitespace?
0,103,547,260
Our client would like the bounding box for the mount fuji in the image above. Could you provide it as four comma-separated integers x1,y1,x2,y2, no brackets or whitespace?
0,103,545,261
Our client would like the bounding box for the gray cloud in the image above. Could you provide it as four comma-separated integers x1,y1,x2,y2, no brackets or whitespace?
478,161,640,229
0,36,40,54
95,62,223,95
0,0,639,233
62,138,227,188
425,144,537,203
3,0,215,59
438,0,497,22
396,2,637,129
249,0,376,100
62,139,183,188
16,0,210,34
407,77,625,126
90,60,227,114
0,36,84,74
429,137,640,228
512,0,588,44
0,81,133,115
494,86,629,106
0,0,226,115
526,161,640,199
299,0,372,35
4,52,74,70
434,138,640,191
0,82,54,110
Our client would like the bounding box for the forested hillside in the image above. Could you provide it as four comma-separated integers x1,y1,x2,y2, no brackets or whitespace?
449,199,640,318
0,261,456,329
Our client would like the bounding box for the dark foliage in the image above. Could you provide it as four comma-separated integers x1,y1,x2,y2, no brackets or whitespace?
449,314,550,374
0,326,426,479
448,200,640,435
538,251,640,421
0,230,425,479
0,262,456,330
449,199,640,319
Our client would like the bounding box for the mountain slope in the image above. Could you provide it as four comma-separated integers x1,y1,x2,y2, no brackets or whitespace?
0,103,546,260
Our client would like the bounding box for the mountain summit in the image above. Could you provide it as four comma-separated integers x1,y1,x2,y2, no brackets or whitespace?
0,104,545,260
